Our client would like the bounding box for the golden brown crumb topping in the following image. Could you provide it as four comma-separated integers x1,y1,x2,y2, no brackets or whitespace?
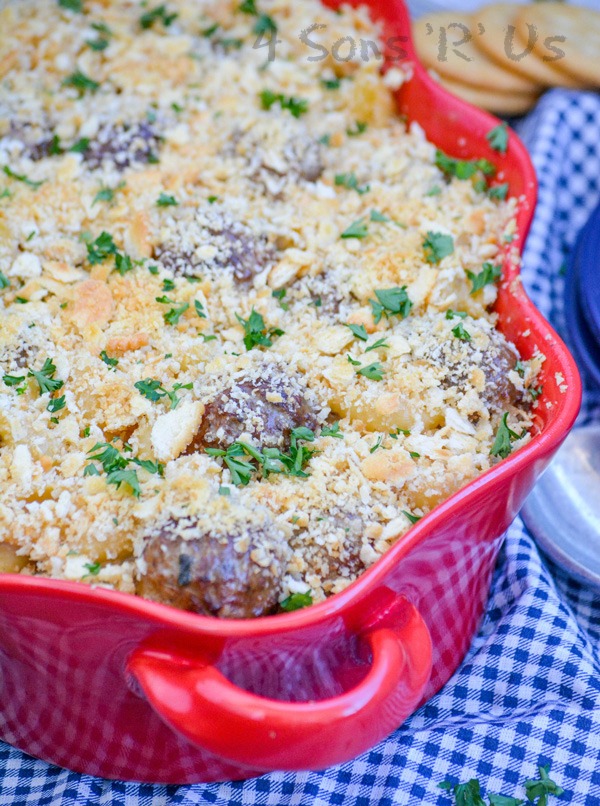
0,0,541,615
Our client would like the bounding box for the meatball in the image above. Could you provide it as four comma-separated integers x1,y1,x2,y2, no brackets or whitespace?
187,368,318,453
441,327,522,412
137,516,285,618
82,122,162,170
154,207,277,284
223,126,324,197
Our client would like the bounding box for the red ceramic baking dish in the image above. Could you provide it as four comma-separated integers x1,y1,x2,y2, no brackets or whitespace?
0,0,581,785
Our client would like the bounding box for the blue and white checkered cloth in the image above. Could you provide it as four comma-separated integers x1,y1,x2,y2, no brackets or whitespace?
2,89,600,806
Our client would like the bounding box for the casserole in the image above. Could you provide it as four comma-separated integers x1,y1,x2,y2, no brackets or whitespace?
0,0,581,784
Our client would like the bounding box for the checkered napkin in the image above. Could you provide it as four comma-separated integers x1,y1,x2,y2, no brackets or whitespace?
2,89,600,806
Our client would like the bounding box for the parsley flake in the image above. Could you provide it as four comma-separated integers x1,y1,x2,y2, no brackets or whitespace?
156,192,178,207
140,4,178,29
280,592,313,611
341,218,368,239
435,148,496,181
58,0,83,11
489,182,509,201
100,350,118,368
452,323,471,341
369,286,412,324
357,362,384,381
346,121,367,137
486,122,509,154
155,296,189,325
321,422,342,439
236,308,283,351
0,271,9,289
62,70,100,95
259,90,308,118
423,231,454,264
2,166,44,190
467,262,502,294
28,358,63,395
335,172,370,195
345,323,368,341
402,510,421,525
490,413,521,459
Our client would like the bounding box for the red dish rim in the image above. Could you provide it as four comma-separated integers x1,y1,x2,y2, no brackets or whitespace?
0,0,582,637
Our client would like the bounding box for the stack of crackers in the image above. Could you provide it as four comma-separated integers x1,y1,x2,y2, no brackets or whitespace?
413,2,600,115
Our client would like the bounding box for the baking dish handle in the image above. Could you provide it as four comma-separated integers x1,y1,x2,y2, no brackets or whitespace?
127,600,432,771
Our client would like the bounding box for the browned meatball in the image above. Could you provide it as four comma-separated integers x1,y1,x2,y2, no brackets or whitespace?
137,516,284,618
186,369,318,453
82,122,162,170
155,208,276,284
443,329,522,411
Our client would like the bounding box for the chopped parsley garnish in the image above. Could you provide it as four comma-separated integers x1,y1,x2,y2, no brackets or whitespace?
467,262,502,294
85,441,162,497
156,192,178,207
370,435,385,453
319,134,331,146
140,4,178,29
370,209,390,223
365,337,389,353
207,195,219,203
194,299,207,319
201,22,219,37
515,360,526,377
2,374,25,387
321,77,341,90
219,485,230,496
92,181,124,205
207,429,317,485
435,148,496,181
357,362,384,381
272,288,288,310
280,592,313,611
69,137,89,153
259,90,308,118
135,378,193,409
426,184,441,197
451,323,471,341
86,36,109,50
236,308,283,351
345,323,368,341
489,182,509,201
369,286,412,324
47,395,66,414
490,413,521,459
530,385,543,400
346,121,367,137
0,188,12,201
486,122,509,154
28,358,63,395
335,172,370,195
100,350,118,368
62,70,100,94
0,271,9,289
49,135,64,154
155,296,189,325
86,232,133,276
148,264,159,275
525,765,564,804
423,231,454,264
445,309,467,320
238,1,278,35
162,278,175,292
321,422,342,439
402,510,421,525
439,764,563,806
83,562,102,576
341,218,369,239
58,0,83,11
2,166,44,190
